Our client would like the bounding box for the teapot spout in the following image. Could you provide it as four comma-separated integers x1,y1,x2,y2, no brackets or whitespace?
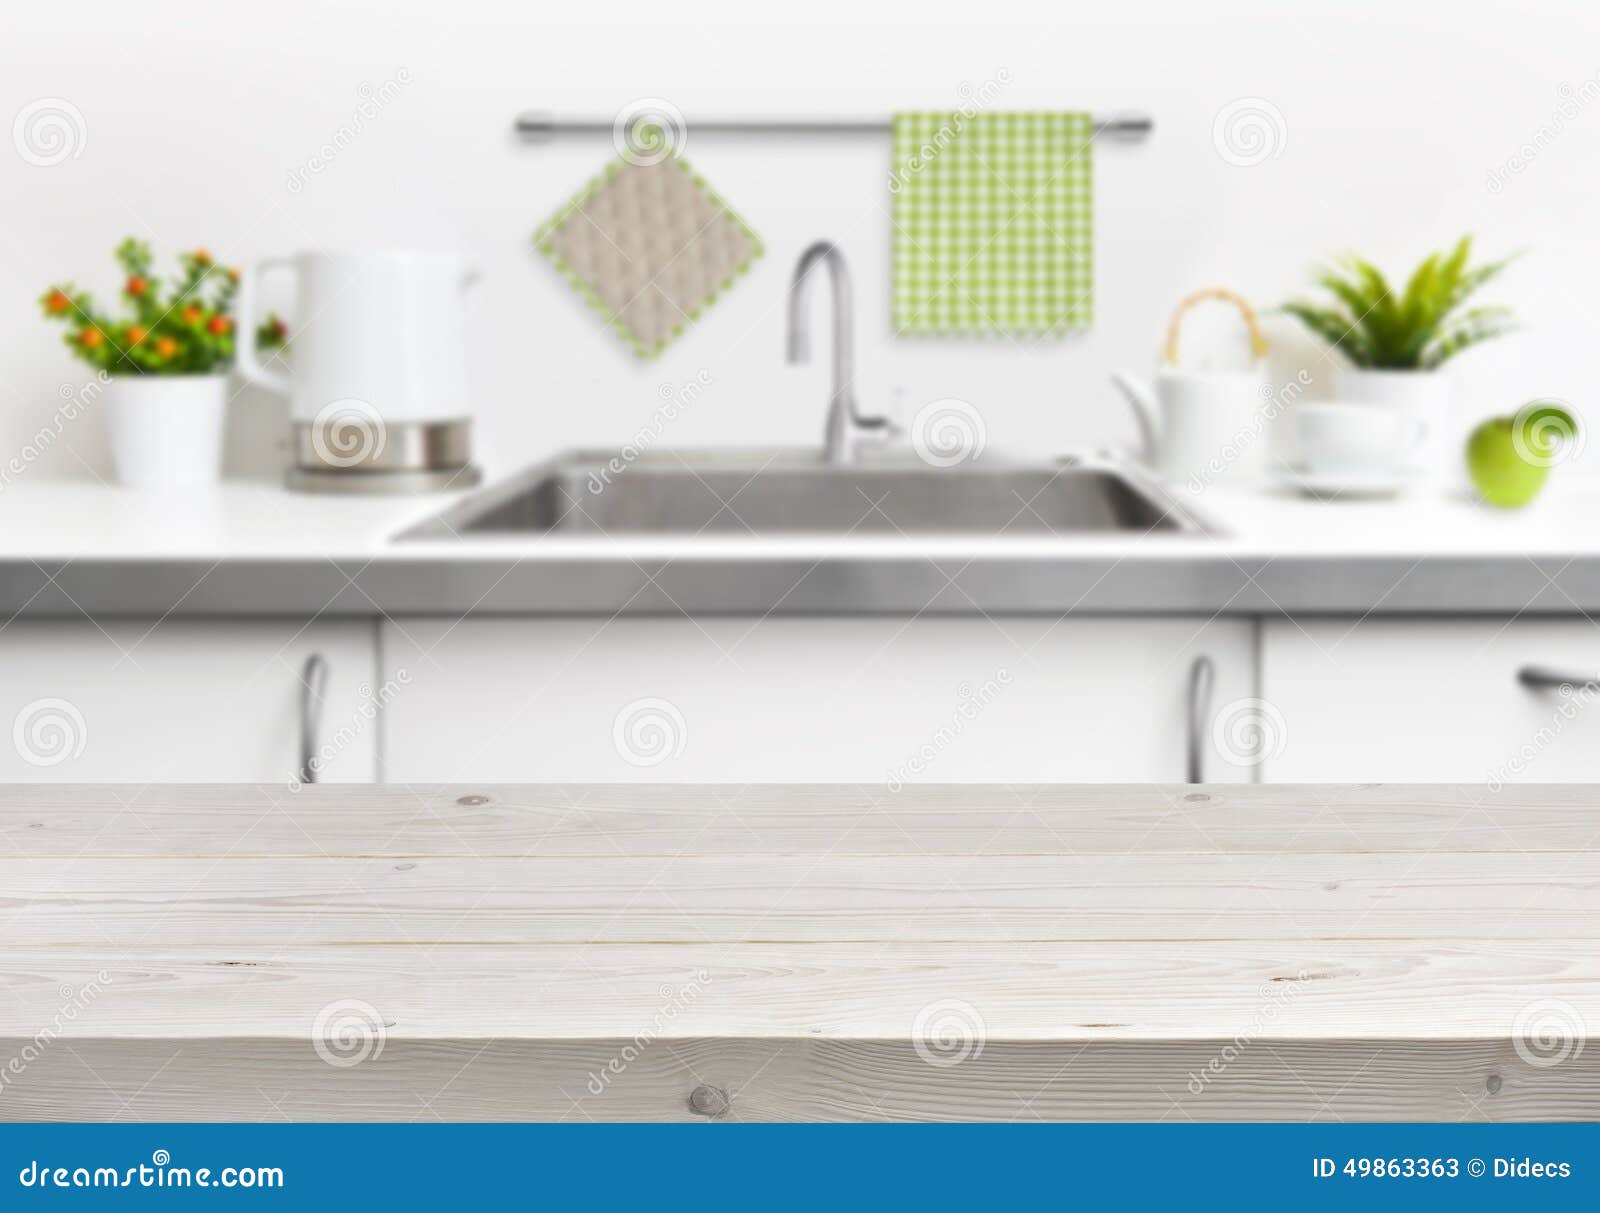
1110,372,1160,461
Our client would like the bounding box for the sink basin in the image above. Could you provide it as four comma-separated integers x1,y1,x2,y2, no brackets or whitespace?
399,450,1210,539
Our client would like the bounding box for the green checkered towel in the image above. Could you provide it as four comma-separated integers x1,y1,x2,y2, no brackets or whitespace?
891,112,1093,335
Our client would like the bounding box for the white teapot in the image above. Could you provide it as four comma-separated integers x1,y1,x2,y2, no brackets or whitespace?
1110,288,1270,490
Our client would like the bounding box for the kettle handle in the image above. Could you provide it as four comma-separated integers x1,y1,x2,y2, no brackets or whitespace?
234,258,294,396
1110,371,1161,460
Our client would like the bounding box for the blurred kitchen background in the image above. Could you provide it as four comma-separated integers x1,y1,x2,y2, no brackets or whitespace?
1,0,1592,481
4,0,1600,792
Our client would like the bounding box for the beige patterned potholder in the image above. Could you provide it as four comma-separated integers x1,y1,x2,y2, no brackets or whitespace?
534,156,763,359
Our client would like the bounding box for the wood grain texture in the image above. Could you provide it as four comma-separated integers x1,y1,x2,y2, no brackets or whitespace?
0,784,1596,1121
5,1038,1595,1123
0,942,1594,1039
0,783,1594,856
7,852,1600,943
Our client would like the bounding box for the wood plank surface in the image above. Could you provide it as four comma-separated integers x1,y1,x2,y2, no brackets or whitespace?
5,852,1600,943
0,941,1593,1039
5,1038,1594,1123
0,784,1595,1121
0,783,1594,857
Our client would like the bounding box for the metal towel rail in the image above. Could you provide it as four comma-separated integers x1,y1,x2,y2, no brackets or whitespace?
514,111,1153,142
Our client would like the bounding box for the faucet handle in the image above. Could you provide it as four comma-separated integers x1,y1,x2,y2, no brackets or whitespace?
871,413,904,439
848,410,904,460
861,388,904,437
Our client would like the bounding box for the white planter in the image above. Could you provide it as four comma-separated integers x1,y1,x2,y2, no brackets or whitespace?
103,374,228,490
1331,367,1457,487
1331,367,1453,411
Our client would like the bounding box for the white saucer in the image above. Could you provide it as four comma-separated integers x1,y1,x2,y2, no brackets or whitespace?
1277,463,1416,500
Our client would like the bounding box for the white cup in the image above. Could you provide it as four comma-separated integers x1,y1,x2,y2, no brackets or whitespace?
1293,402,1429,477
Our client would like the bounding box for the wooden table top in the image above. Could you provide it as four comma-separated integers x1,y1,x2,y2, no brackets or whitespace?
2,784,1597,1121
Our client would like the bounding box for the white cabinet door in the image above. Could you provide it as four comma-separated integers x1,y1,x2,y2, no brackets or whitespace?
1262,619,1600,782
0,621,377,783
381,617,1256,783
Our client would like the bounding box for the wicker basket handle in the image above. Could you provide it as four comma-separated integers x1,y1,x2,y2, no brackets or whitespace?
1162,287,1269,368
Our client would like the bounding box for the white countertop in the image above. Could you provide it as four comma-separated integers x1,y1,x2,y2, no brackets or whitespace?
1,471,1596,615
0,474,1594,560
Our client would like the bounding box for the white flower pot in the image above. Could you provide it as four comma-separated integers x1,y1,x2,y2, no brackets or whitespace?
1331,367,1453,411
103,374,229,490
1331,367,1457,487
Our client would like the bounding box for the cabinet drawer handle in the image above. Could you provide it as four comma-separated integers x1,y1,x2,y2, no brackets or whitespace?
1186,655,1216,784
1517,665,1600,693
298,653,329,785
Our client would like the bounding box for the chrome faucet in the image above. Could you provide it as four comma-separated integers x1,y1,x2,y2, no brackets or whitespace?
786,241,895,464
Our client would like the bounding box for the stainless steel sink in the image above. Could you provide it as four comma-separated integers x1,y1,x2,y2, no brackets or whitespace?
399,450,1211,539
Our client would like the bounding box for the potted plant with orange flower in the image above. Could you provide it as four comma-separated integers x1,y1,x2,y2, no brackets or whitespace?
40,238,286,489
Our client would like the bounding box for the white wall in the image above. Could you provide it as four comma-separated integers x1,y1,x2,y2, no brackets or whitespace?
0,0,1595,482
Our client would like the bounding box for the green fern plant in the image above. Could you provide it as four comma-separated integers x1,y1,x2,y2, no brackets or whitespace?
1282,236,1519,370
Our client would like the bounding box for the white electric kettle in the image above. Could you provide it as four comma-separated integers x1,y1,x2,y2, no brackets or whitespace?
234,250,481,492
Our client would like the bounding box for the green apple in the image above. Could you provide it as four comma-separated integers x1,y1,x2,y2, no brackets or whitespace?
1468,417,1547,507
1466,403,1578,508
